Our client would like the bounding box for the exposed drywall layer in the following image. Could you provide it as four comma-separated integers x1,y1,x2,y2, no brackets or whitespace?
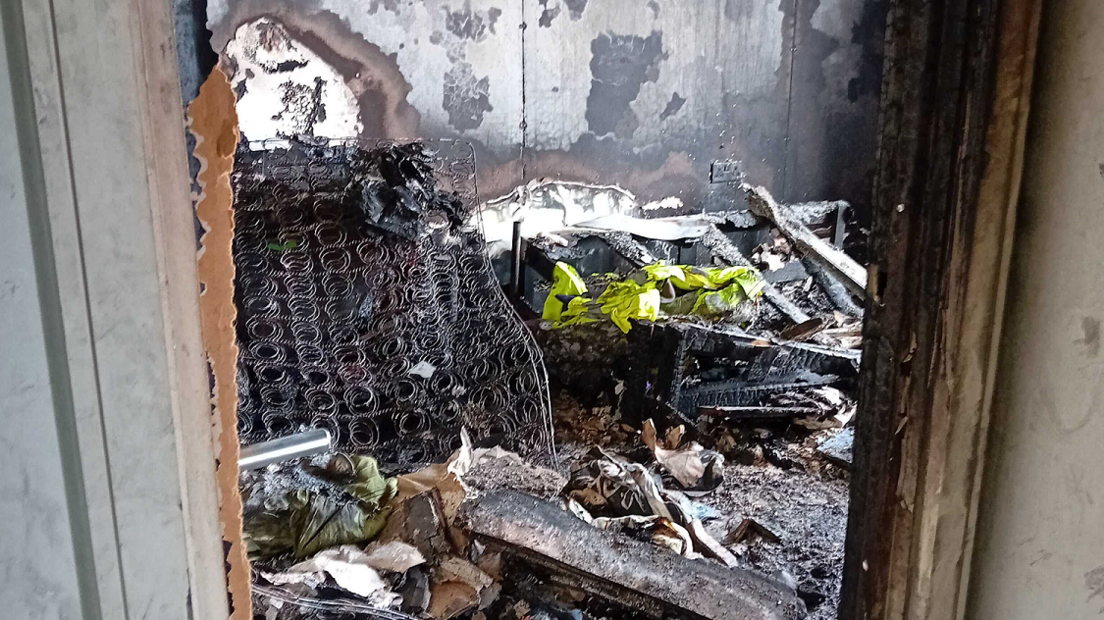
189,68,253,620
968,2,1104,618
206,0,884,212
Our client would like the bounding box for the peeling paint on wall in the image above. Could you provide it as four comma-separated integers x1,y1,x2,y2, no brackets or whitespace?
538,0,561,28
443,61,494,130
563,0,589,20
224,18,361,139
206,0,883,213
585,31,665,138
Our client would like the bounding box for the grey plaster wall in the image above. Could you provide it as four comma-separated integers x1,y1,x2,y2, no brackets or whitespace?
967,1,1104,617
1,16,87,619
206,0,884,215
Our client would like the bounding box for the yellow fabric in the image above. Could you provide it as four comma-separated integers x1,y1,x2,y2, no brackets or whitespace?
643,261,763,297
596,280,661,333
542,261,589,321
545,260,763,332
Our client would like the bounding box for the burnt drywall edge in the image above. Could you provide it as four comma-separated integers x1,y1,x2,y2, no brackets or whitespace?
187,67,252,620
171,0,217,253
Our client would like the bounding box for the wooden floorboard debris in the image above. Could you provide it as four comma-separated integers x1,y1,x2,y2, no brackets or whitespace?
743,184,867,298
457,491,805,620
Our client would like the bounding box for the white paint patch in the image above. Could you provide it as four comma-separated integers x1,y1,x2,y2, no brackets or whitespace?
525,1,786,150
408,361,437,379
224,18,361,141
478,180,684,256
480,180,640,249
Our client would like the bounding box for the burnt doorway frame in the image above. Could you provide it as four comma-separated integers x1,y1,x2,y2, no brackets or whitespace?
840,0,1042,619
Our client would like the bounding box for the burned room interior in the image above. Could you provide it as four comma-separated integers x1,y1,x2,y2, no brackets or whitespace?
183,2,887,620
17,0,1104,618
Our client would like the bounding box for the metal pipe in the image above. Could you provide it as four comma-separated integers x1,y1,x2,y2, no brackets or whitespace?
239,428,332,471
509,220,524,300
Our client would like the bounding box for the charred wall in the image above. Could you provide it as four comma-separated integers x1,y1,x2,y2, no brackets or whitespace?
204,0,885,218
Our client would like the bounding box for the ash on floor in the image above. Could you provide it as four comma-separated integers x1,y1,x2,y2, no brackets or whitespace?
703,465,848,620
552,391,850,620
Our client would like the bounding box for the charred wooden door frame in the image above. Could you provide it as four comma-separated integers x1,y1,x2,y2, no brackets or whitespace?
841,0,1042,619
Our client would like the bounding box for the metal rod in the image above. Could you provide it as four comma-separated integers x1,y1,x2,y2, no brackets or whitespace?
832,202,850,248
239,429,332,471
509,220,524,299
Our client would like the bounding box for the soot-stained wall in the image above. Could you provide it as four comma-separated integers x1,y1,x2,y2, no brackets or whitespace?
205,0,885,214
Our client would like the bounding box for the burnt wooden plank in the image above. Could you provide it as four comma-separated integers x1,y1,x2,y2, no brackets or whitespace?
458,490,805,620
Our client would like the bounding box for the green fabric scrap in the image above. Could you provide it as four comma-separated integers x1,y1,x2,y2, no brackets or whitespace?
243,455,397,560
645,262,764,295
641,263,687,282
266,239,300,251
544,260,763,332
558,295,601,327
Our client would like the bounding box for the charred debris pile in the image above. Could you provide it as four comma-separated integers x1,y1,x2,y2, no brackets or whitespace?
232,141,864,620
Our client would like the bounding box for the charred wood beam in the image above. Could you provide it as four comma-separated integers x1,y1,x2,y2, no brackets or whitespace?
676,378,842,413
839,0,1040,618
625,323,859,420
698,226,811,324
587,230,659,266
510,220,524,300
698,405,824,420
801,258,864,318
743,184,867,298
457,491,805,620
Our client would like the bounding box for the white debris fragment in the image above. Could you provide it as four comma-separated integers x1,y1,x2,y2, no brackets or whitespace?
408,361,437,378
223,18,362,140
267,545,401,605
362,540,427,574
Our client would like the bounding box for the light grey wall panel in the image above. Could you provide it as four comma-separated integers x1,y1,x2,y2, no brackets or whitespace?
969,1,1104,617
1,14,86,619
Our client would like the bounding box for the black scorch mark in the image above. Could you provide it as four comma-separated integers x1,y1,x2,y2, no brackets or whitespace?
538,0,561,27
273,59,308,73
585,31,665,138
367,0,401,16
1086,566,1104,614
564,0,588,20
272,76,327,137
233,68,254,101
1077,316,1100,357
443,61,493,130
725,0,753,22
443,6,496,41
659,92,685,121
